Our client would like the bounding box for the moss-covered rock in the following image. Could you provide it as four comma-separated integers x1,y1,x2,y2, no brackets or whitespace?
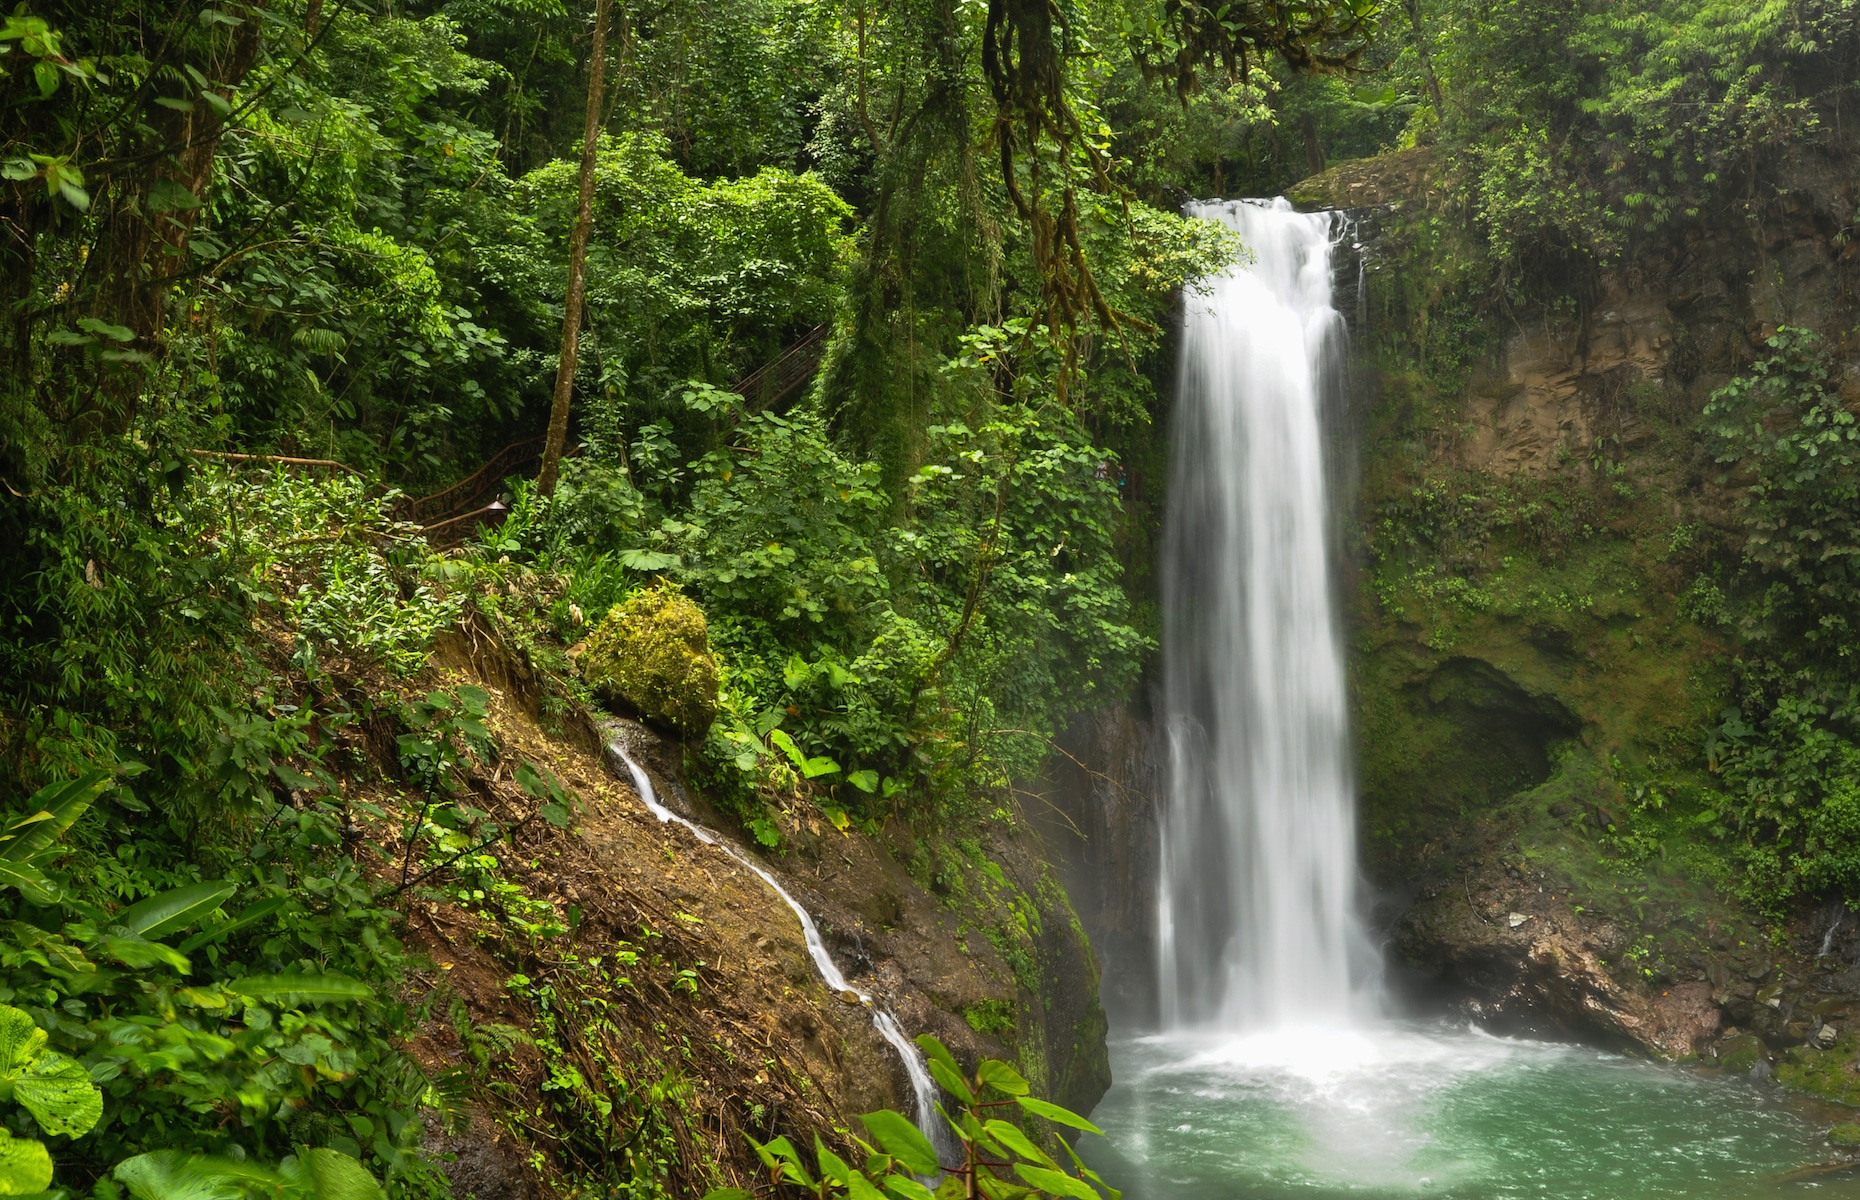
1775,1031,1860,1106
1718,1034,1767,1074
1829,1123,1860,1147
579,584,720,737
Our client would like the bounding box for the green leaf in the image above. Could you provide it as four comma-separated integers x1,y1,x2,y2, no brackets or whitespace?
115,880,235,939
226,972,374,1003
917,1034,960,1073
177,894,287,953
1,771,109,864
860,1110,940,1175
1014,1095,1102,1136
925,1056,973,1107
768,728,807,769
113,1152,244,1200
848,1174,890,1200
983,1120,1053,1168
702,1192,754,1200
0,1007,44,1096
978,1059,1030,1096
884,1177,938,1200
0,1131,52,1196
0,861,58,905
616,548,681,571
816,1136,851,1186
280,1148,386,1200
76,316,134,343
95,935,192,974
801,755,841,779
847,769,880,793
15,1050,101,1136
1013,1163,1099,1199
0,160,33,181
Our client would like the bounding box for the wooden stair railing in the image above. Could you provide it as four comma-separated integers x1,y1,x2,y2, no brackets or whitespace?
730,324,829,410
395,435,547,527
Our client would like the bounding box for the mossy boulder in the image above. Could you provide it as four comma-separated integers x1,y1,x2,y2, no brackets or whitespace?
1830,1123,1860,1147
1775,1031,1860,1106
579,585,720,737
1717,1034,1767,1074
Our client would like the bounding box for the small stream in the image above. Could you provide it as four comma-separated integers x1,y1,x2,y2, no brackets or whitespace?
1084,1021,1858,1198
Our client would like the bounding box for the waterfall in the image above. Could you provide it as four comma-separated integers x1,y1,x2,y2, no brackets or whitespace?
601,736,957,1164
1156,198,1369,1031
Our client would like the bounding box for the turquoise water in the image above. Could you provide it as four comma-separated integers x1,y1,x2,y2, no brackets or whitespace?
1082,1021,1860,1198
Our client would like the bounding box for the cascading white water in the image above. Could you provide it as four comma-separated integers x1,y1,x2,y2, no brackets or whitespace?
1156,197,1369,1031
601,736,955,1163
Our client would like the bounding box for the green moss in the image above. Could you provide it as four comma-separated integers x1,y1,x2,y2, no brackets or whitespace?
1776,1033,1860,1106
1829,1123,1860,1146
1718,1034,1766,1074
963,999,1016,1037
579,583,721,737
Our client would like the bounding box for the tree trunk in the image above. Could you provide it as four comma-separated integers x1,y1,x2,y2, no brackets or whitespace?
1406,0,1445,118
538,0,611,498
1300,111,1325,178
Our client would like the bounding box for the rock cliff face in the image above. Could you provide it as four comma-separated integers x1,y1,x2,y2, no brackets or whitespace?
1040,127,1860,1107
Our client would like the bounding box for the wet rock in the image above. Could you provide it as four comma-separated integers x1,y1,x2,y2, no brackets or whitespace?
1716,1033,1766,1073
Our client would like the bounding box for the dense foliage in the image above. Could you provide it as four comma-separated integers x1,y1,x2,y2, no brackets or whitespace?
10,0,1860,1189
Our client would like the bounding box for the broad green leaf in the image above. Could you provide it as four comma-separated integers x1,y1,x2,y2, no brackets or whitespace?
95,935,192,974
847,769,880,793
0,1131,51,1195
114,880,235,939
816,1136,851,1186
747,1133,786,1170
226,972,374,1003
281,1147,386,1200
1013,1163,1099,1200
983,1120,1054,1168
848,1173,890,1200
978,1059,1030,1096
1,770,111,863
701,1191,754,1200
885,1176,938,1200
14,1050,101,1136
768,729,807,769
0,1006,47,1091
76,317,134,343
113,1151,244,1200
860,1110,940,1175
1058,1141,1120,1200
925,1056,973,1107
916,1034,961,1075
1014,1095,1103,1136
178,894,288,953
615,548,680,571
0,861,58,905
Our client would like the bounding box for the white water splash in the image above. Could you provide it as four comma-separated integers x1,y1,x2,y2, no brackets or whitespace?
602,736,955,1161
1157,198,1373,1031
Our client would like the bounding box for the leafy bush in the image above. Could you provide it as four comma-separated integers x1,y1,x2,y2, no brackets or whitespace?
703,1034,1115,1200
